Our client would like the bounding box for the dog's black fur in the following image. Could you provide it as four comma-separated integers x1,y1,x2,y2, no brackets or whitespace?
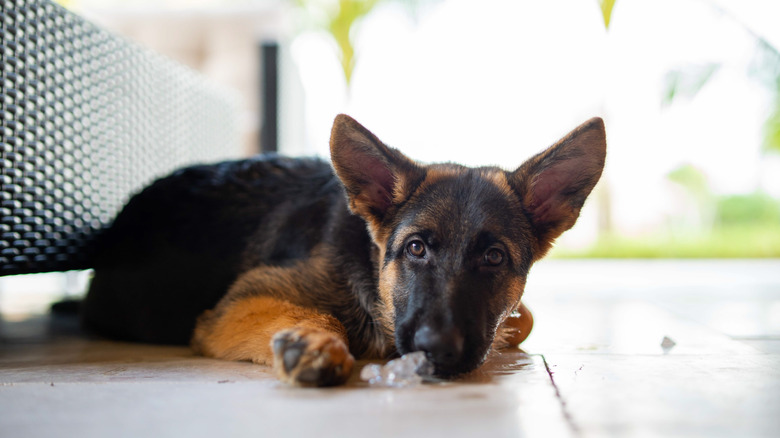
82,115,606,385
83,156,372,345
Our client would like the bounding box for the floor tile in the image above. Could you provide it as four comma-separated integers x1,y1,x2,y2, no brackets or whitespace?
737,338,780,353
542,353,780,438
1,260,779,437
0,337,570,438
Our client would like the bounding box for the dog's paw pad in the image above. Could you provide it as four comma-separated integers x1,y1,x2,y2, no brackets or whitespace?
271,329,354,387
276,339,307,372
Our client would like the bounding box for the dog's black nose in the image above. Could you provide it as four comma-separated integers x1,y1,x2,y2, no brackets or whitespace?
413,325,464,369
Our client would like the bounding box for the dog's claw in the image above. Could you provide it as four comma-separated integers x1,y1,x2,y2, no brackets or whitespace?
271,329,354,387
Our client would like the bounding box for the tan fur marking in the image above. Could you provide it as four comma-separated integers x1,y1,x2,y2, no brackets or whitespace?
229,254,337,301
192,295,347,365
494,302,534,349
504,276,527,318
413,165,464,196
391,173,410,204
427,164,465,179
366,220,391,248
492,275,531,351
484,170,515,198
377,254,398,339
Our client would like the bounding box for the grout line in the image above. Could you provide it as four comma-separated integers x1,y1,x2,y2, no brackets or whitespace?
540,353,583,438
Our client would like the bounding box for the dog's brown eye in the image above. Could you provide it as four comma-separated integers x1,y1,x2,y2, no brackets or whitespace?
484,248,504,266
407,240,426,258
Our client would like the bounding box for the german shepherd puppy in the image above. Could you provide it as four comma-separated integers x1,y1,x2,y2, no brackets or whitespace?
82,115,606,386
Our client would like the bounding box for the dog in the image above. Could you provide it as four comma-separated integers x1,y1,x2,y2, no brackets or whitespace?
82,114,606,386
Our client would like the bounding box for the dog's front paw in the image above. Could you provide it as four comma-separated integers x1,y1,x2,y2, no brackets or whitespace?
271,328,354,387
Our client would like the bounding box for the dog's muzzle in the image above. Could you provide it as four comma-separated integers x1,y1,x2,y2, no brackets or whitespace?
412,324,465,375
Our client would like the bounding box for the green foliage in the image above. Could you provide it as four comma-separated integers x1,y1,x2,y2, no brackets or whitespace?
716,192,780,225
552,224,780,258
661,63,721,107
667,163,710,200
749,40,780,154
748,40,780,89
663,26,780,155
296,0,382,86
597,0,617,30
554,192,780,258
294,0,437,87
763,94,780,154
329,0,381,86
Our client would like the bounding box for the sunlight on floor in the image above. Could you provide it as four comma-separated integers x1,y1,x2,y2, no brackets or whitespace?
1,260,778,437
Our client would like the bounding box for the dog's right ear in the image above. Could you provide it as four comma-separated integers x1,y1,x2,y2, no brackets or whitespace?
509,117,606,259
330,114,423,236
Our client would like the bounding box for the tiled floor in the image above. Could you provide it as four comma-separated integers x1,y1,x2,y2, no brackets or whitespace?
1,260,778,438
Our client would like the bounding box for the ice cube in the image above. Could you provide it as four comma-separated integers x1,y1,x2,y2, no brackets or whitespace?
360,351,433,387
661,336,676,354
359,363,385,384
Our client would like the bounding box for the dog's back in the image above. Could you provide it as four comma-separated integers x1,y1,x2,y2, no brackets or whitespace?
82,155,343,344
82,114,605,386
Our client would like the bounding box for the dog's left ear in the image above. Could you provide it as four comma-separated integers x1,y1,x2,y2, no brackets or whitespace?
509,117,606,258
330,114,423,236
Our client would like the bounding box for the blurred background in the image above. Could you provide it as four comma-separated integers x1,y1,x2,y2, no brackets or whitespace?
62,0,780,258
2,0,779,316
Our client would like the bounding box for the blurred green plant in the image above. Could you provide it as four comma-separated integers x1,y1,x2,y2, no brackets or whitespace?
641,4,780,258
667,164,710,201
293,0,620,88
764,99,780,154
556,162,780,258
552,224,780,258
716,192,780,226
555,190,780,258
662,11,780,155
294,0,381,86
662,63,721,107
751,39,780,155
294,0,438,87
597,0,617,30
666,163,716,231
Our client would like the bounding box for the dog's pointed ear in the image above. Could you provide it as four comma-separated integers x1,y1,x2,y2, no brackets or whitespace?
330,114,423,234
509,117,606,258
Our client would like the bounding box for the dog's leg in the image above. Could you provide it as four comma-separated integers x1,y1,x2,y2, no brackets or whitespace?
496,302,534,348
193,293,354,387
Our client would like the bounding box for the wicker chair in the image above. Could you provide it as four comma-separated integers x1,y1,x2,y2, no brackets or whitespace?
1,0,242,276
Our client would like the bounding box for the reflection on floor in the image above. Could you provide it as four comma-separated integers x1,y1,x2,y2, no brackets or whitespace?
1,260,778,437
